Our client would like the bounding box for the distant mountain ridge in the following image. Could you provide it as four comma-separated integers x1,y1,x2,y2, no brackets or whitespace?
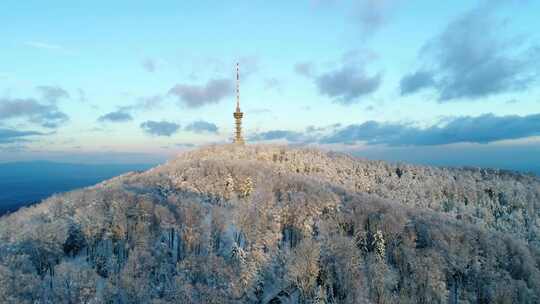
0,161,155,216
0,145,539,303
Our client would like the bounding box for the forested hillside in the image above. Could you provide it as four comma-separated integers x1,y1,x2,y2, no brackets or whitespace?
0,145,539,303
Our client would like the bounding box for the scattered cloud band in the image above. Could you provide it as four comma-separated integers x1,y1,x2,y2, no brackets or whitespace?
184,120,219,134
0,128,46,144
140,120,180,136
251,113,540,147
97,111,133,123
168,78,233,108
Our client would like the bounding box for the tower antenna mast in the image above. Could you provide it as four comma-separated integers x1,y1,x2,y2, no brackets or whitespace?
236,62,240,110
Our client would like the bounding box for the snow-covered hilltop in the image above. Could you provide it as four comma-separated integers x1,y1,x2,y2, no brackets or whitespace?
1,144,539,303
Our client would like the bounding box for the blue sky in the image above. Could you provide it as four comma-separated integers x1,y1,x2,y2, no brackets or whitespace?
1,0,539,171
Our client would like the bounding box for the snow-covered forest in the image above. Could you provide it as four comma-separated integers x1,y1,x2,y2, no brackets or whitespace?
0,144,539,303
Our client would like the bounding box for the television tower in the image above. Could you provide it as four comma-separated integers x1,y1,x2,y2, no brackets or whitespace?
233,62,245,145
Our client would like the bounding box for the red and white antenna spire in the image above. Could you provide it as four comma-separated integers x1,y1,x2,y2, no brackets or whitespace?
236,62,240,111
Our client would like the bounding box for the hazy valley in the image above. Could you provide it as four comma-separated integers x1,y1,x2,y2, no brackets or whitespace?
0,162,155,216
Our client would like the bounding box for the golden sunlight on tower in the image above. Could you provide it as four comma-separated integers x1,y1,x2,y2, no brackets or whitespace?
233,63,245,145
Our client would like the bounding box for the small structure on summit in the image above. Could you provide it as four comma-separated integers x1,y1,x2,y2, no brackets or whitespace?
233,63,245,145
